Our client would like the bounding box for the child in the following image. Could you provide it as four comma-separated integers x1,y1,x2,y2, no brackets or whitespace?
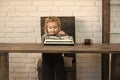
42,17,66,80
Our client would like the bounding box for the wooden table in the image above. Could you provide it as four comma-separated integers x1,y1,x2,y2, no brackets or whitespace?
0,43,120,80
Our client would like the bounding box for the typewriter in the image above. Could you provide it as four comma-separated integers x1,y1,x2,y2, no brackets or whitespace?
44,35,74,45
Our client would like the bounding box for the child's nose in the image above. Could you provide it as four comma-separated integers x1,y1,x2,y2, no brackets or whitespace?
52,28,55,31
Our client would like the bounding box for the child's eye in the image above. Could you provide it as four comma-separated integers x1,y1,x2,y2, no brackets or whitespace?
48,27,52,29
54,27,57,29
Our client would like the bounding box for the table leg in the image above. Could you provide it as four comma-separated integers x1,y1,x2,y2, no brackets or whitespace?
0,52,9,80
109,53,111,80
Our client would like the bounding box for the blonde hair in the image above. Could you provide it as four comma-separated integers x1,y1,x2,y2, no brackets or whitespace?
44,16,61,34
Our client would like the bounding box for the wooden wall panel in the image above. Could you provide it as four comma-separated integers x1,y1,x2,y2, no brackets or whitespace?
0,53,9,80
102,0,110,80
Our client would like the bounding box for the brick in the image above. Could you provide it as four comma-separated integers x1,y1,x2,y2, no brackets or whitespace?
36,37,42,43
73,12,95,17
31,16,41,22
76,1,95,7
50,12,72,16
60,7,82,12
6,33,27,38
29,12,50,16
29,73,38,79
77,63,101,69
38,7,59,12
12,0,33,1
35,27,41,33
26,22,39,28
9,76,15,80
116,12,120,17
15,28,35,33
111,27,120,33
116,21,120,27
76,63,92,68
0,7,15,12
0,12,6,17
78,68,101,73
12,58,35,63
7,12,28,17
56,0,78,2
92,54,101,58
10,1,32,6
79,26,96,33
27,69,36,73
92,37,102,43
111,6,120,12
77,17,100,22
76,54,95,58
35,58,42,64
93,22,102,28
0,38,14,43
26,64,36,69
76,22,93,27
27,53,41,58
15,78,27,80
0,28,14,32
0,33,5,37
27,32,40,38
54,1,74,7
9,68,14,73
9,57,13,63
6,22,27,28
0,23,5,27
93,26,101,32
96,1,102,7
9,53,27,58
15,69,29,73
78,57,101,63
33,1,53,6
14,38,36,43
12,17,33,21
77,72,93,79
16,7,37,11
110,35,120,43
82,7,102,12
0,2,10,7
11,73,29,78
0,0,11,1
0,17,12,22
9,63,26,68
111,22,115,28
93,32,102,38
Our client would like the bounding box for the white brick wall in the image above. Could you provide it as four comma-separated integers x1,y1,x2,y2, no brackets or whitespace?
0,0,103,80
110,0,120,43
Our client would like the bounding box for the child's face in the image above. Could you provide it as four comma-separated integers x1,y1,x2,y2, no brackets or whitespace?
47,22,59,35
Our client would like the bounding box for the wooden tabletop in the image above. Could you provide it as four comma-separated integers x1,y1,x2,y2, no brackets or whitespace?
0,43,120,53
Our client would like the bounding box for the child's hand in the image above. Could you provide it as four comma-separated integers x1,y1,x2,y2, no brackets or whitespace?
58,31,66,35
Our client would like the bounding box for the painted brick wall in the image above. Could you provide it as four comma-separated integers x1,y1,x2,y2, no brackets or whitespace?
110,0,120,43
0,0,102,80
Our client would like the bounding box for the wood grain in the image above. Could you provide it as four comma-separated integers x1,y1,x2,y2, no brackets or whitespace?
0,53,9,80
102,0,110,80
0,43,120,53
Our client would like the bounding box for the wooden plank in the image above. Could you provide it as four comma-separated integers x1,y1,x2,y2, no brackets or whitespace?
0,43,120,53
111,54,120,80
0,53,9,80
102,0,110,43
102,0,110,80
